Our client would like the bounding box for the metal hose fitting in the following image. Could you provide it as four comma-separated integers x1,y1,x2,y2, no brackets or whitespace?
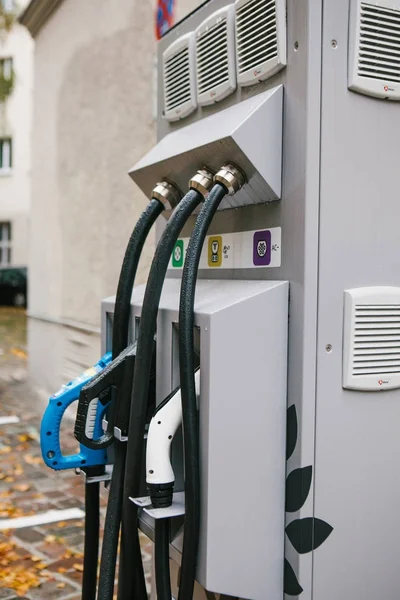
214,163,246,195
189,168,214,198
152,181,182,211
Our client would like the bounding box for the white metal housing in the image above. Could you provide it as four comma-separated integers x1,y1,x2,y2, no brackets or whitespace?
343,287,400,391
195,6,237,106
163,32,197,122
235,0,287,87
348,0,400,100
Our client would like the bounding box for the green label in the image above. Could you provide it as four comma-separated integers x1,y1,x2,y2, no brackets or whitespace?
172,240,184,267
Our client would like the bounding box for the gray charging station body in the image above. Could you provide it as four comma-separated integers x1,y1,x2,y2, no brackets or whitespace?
101,0,400,598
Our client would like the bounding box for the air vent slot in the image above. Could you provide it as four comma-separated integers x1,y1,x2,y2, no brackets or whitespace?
235,0,286,86
343,287,400,390
196,6,236,106
163,32,197,122
349,0,400,100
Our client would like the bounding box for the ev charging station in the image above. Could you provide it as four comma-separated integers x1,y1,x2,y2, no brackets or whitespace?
41,0,400,598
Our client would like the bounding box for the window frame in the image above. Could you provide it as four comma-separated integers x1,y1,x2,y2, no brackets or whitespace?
0,138,12,172
0,222,12,266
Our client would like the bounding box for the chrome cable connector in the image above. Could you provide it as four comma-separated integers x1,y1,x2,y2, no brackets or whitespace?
214,163,246,196
152,180,182,211
189,168,214,199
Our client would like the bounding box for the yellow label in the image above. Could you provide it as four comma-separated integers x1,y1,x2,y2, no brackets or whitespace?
208,236,222,267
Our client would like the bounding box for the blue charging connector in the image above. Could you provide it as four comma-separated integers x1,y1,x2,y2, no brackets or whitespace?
40,353,112,470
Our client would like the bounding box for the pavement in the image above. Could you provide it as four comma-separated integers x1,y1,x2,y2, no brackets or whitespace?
0,307,152,599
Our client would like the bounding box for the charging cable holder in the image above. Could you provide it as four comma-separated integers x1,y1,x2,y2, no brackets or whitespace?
130,491,185,519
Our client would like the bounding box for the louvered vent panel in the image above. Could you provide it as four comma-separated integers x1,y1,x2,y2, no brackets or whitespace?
343,287,400,390
352,305,400,375
349,0,400,100
196,6,236,106
235,0,286,86
358,3,400,82
163,33,197,122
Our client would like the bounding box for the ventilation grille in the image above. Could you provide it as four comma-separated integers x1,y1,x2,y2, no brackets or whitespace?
237,0,278,73
163,33,196,121
358,2,400,83
235,0,286,86
343,287,400,391
197,20,229,95
352,304,400,376
196,6,236,106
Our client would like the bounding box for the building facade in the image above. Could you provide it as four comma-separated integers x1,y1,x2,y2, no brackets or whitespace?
21,0,202,397
0,0,33,273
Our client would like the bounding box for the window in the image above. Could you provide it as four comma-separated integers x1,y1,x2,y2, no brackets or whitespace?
0,58,12,80
1,0,14,13
0,139,12,171
0,223,11,266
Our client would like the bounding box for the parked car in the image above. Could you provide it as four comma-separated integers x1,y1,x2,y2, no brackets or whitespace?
0,266,27,307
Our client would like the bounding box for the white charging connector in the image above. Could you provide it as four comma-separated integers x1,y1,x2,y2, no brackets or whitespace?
146,370,201,488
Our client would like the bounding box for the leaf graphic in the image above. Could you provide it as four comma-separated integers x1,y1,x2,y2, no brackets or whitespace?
286,517,333,554
285,466,313,513
286,405,298,460
284,559,303,596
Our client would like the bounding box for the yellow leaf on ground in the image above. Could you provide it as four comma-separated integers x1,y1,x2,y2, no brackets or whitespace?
73,563,83,572
44,535,56,543
13,484,31,492
57,582,66,589
0,446,12,454
11,347,27,359
23,454,42,465
57,567,67,574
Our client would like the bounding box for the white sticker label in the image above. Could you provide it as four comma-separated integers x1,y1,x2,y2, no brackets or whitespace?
169,227,281,270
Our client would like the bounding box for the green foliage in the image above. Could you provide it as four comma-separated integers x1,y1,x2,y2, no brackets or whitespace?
0,69,14,102
0,4,16,34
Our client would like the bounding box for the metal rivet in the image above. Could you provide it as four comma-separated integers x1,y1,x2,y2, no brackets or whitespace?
325,344,332,353
47,450,55,459
149,470,154,474
294,41,299,51
331,40,337,48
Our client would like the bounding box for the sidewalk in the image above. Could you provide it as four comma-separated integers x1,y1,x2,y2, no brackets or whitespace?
0,308,152,599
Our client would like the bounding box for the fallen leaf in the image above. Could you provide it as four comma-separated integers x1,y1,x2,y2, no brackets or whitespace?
23,454,42,465
13,484,31,492
0,446,12,454
56,582,66,589
4,476,14,483
57,521,67,528
44,535,56,543
31,556,41,562
57,567,67,574
11,347,27,359
73,563,83,572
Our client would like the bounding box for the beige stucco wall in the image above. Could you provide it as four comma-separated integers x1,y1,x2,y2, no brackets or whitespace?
0,20,33,266
28,0,203,395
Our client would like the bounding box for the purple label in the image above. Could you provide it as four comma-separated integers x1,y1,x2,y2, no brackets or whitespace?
253,230,271,266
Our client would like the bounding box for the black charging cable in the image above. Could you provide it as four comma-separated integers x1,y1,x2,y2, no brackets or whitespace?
178,165,244,600
118,187,205,599
96,191,179,600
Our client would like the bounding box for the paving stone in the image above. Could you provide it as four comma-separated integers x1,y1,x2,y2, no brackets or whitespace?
0,589,16,599
56,497,84,510
14,528,45,544
36,541,67,560
27,579,76,599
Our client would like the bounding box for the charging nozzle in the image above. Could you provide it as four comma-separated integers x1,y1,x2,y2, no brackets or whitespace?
152,180,182,211
214,163,246,195
189,168,214,199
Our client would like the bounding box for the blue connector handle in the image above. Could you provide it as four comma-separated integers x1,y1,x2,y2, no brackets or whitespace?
40,353,112,471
